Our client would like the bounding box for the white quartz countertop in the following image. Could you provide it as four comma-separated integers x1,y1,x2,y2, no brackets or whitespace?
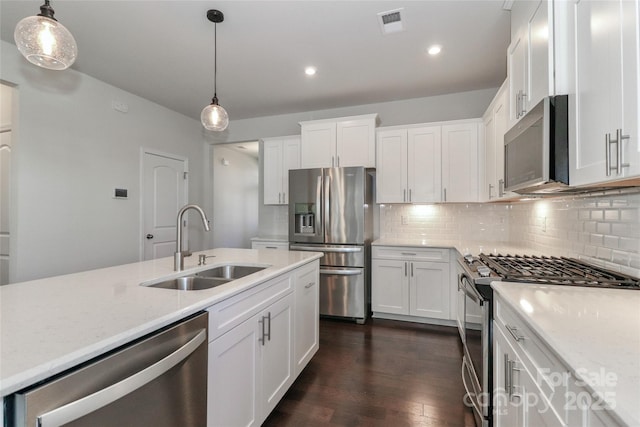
0,248,322,397
492,282,640,426
372,238,542,257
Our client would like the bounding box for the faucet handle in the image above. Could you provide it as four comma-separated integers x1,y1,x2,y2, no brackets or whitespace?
182,250,193,258
198,254,206,265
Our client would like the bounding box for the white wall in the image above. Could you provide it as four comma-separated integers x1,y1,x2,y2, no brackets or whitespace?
212,145,258,248
1,40,209,283
207,87,498,144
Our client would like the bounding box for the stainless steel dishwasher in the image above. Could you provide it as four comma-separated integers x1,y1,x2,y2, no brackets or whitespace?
12,312,208,427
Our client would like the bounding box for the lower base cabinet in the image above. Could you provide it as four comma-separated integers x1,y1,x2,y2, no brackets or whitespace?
206,261,318,426
372,246,450,321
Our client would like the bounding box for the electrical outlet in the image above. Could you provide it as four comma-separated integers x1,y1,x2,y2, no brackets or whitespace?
401,215,408,225
112,100,129,113
542,216,547,232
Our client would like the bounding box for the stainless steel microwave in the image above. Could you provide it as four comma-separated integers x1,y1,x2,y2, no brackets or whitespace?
504,95,569,194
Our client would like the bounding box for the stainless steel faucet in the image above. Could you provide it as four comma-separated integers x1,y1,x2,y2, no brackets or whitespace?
174,204,211,271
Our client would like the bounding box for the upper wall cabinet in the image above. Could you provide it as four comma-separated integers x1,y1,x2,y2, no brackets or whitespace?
441,121,481,202
482,80,514,201
564,0,640,185
262,135,300,205
508,0,555,128
299,114,377,168
376,126,442,203
376,119,481,204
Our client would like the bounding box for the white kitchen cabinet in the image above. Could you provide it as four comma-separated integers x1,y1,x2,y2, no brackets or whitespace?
376,125,442,203
208,292,293,427
300,114,377,168
372,246,450,322
567,0,640,185
262,135,300,205
372,258,409,315
207,260,319,426
251,240,289,250
482,81,513,201
493,325,524,427
508,0,555,127
293,261,319,377
441,121,481,202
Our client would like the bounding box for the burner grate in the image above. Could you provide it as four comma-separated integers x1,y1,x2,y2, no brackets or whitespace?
478,254,640,289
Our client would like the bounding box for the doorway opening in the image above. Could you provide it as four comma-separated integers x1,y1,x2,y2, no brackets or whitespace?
211,142,259,248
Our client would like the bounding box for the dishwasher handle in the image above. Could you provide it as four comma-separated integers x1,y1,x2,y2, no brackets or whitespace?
319,268,363,276
37,329,207,427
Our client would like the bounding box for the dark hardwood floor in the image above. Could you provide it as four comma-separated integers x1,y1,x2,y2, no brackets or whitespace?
263,318,476,427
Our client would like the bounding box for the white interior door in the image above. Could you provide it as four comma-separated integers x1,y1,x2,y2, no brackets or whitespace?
142,151,187,260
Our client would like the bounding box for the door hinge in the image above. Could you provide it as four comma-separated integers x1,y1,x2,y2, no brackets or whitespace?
183,171,188,180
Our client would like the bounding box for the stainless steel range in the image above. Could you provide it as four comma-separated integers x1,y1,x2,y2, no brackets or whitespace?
457,254,640,427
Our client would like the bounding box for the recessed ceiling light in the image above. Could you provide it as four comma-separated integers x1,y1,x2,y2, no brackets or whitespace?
305,66,317,76
428,45,442,55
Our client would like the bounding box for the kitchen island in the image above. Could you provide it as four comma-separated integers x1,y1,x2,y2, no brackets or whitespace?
492,281,640,426
0,248,321,401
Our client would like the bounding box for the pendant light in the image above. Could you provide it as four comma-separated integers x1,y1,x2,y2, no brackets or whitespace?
201,9,229,132
14,0,77,71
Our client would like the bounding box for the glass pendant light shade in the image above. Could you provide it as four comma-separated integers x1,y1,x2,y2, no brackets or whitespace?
14,2,77,71
201,98,229,131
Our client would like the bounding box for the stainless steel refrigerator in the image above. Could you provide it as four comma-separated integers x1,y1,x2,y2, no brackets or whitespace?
289,167,373,324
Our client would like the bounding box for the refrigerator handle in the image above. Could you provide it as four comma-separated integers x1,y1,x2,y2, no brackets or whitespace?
315,175,322,236
324,174,331,242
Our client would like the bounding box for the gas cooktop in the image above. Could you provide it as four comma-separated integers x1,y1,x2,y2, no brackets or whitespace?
477,254,640,289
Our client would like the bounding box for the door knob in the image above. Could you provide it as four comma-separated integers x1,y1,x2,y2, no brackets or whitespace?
146,234,154,239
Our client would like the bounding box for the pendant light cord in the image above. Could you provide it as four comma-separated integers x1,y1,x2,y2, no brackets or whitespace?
213,22,218,102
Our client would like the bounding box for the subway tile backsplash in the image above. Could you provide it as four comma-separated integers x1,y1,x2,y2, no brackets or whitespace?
379,191,640,277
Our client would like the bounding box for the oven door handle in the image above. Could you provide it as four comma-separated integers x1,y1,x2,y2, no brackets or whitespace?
461,357,483,420
460,275,483,305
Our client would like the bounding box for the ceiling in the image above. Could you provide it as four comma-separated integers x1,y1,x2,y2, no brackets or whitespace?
0,1,511,122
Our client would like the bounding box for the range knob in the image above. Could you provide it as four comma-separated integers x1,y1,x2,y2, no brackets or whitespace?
477,266,491,277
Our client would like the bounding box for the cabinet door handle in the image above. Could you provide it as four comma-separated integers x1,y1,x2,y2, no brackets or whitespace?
605,133,612,176
616,129,630,174
404,262,408,277
520,91,527,117
304,282,315,289
403,189,407,203
488,184,494,199
498,179,505,197
443,188,447,202
505,324,525,342
409,188,412,202
266,312,271,342
337,156,340,167
259,316,266,345
410,262,414,277
504,354,512,396
332,156,335,167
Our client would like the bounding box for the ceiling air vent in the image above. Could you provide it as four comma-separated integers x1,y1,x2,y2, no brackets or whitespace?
377,8,405,35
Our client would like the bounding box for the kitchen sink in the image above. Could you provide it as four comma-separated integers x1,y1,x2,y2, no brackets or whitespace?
146,276,231,291
195,265,267,280
142,264,268,291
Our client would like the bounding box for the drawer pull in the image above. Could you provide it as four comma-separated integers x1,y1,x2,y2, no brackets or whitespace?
401,252,417,256
304,282,315,289
505,325,525,342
